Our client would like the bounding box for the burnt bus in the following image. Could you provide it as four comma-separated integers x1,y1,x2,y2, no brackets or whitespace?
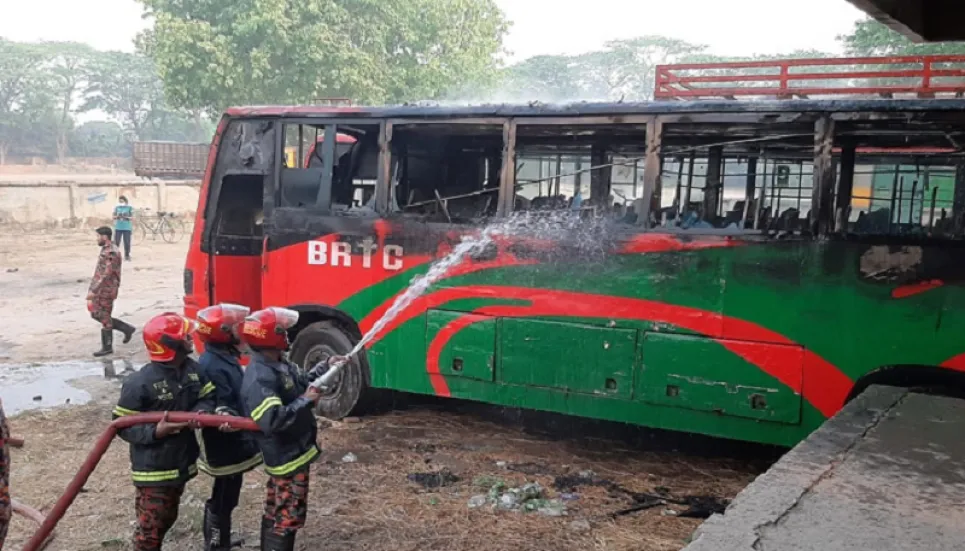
185,100,965,447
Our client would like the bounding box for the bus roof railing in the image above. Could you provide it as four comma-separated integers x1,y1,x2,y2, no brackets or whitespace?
654,55,965,100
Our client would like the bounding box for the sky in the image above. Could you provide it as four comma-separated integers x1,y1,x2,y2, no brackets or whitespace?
0,0,868,60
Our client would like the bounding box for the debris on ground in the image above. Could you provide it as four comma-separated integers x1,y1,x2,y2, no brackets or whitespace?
467,480,567,516
554,472,729,519
341,452,358,463
407,468,460,489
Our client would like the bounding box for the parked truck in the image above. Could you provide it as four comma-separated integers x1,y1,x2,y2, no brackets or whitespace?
133,141,209,179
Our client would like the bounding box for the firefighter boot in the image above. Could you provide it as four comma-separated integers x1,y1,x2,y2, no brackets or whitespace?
112,318,136,344
262,531,296,551
259,518,272,550
203,502,235,551
93,329,113,357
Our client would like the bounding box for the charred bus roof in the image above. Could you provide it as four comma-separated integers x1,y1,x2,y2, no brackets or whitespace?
224,99,965,120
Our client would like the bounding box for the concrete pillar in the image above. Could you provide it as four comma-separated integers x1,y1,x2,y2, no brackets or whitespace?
68,183,78,226
156,181,166,212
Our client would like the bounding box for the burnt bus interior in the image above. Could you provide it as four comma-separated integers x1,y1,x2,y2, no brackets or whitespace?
202,104,965,256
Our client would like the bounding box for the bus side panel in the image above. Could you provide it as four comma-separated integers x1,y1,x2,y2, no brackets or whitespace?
497,318,636,399
426,310,496,382
637,332,803,425
211,253,263,309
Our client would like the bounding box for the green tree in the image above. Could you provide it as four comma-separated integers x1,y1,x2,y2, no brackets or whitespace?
136,0,508,114
585,36,709,100
82,51,165,139
501,55,585,102
69,120,128,157
0,39,60,163
839,18,965,56
34,42,96,162
499,36,710,102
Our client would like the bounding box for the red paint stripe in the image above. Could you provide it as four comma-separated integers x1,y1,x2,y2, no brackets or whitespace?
379,286,850,417
618,234,744,254
891,279,944,299
424,316,490,398
941,353,965,372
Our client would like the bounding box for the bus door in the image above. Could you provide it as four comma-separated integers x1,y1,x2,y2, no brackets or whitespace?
207,170,266,309
204,120,276,311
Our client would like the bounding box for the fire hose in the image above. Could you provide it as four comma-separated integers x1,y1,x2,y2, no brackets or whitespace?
308,357,350,391
18,357,349,551
21,413,258,551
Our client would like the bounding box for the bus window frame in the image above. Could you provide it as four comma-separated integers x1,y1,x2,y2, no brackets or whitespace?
270,117,383,218
501,112,844,237
381,117,514,220
507,115,659,220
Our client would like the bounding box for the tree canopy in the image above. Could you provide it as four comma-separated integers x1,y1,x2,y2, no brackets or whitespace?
136,0,508,115
3,14,965,163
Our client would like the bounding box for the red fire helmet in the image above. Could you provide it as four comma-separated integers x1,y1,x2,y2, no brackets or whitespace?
240,307,300,350
196,303,251,344
143,312,199,362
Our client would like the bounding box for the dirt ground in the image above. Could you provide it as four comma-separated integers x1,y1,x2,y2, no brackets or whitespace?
0,227,775,551
0,230,188,364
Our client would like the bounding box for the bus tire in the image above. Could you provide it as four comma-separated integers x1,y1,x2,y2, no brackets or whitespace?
289,321,368,420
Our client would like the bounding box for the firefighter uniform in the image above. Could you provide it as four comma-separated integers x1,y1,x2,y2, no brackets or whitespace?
197,343,263,550
112,313,215,551
0,398,10,549
239,307,321,551
242,352,319,544
89,227,135,356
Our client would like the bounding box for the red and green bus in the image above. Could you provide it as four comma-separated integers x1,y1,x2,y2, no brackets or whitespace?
184,99,965,447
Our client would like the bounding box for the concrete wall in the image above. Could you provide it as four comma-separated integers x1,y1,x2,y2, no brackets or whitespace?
0,180,201,227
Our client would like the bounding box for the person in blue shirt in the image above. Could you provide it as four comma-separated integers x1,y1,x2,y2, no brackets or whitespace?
113,196,134,261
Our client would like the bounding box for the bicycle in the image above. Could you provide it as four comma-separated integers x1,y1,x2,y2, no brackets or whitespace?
133,208,187,244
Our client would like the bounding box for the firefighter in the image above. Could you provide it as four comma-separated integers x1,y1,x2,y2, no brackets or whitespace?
89,226,135,357
0,398,10,549
195,303,263,551
239,307,328,551
112,312,216,551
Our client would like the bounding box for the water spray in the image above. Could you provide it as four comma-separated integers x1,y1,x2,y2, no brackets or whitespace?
307,223,510,390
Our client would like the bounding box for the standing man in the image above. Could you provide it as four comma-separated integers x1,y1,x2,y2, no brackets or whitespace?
113,195,134,261
111,312,216,551
240,307,324,551
89,226,136,357
0,398,10,549
195,303,263,551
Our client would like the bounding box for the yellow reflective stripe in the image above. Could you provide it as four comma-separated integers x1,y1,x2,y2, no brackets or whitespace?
250,397,283,422
131,469,180,482
113,405,139,417
199,382,216,397
199,454,264,477
265,447,320,477
131,465,198,482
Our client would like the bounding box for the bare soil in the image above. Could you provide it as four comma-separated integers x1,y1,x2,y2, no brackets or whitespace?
0,228,772,551
0,230,187,364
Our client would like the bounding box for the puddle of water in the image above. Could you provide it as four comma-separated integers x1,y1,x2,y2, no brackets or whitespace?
0,358,134,415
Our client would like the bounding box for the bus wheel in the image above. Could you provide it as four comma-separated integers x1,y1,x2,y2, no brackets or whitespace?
289,321,368,420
